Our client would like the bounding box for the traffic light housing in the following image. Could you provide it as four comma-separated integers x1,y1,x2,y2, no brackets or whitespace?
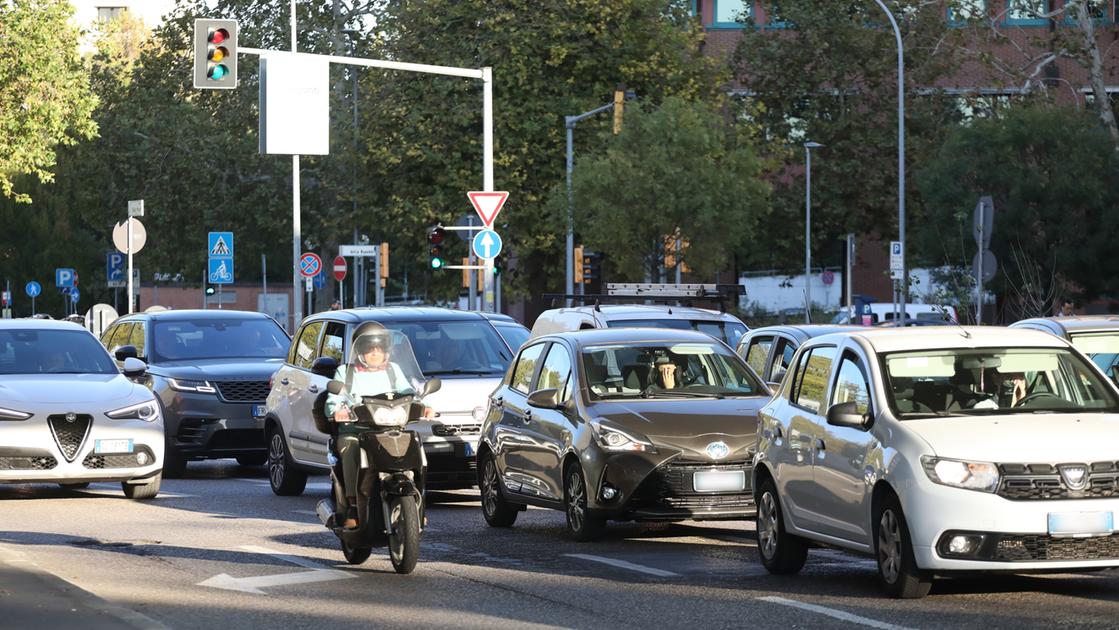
613,88,625,135
582,251,605,294
573,245,584,284
428,226,446,269
205,286,216,296
380,243,389,278
193,19,238,89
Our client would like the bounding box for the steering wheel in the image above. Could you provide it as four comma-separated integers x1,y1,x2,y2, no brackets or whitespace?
1013,391,1061,408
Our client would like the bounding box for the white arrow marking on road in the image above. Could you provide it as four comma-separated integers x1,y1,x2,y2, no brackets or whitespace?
758,597,915,630
197,545,356,595
564,553,678,577
480,231,495,258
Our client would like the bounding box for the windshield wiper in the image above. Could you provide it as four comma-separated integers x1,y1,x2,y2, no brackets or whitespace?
640,388,724,399
423,369,499,376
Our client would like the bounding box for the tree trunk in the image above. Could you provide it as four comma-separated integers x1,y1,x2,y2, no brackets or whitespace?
1073,1,1119,149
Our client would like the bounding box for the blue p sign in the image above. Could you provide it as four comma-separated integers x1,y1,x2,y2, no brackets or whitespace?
55,268,75,288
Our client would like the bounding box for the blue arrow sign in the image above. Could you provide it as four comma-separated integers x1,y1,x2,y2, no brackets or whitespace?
106,252,125,287
208,258,234,285
55,268,75,288
25,281,41,298
71,289,80,304
472,229,502,260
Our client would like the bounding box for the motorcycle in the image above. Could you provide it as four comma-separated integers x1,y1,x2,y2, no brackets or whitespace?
311,324,440,574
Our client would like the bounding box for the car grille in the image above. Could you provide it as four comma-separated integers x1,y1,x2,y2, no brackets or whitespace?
83,445,156,469
214,380,270,403
0,455,57,470
432,423,482,437
994,534,1119,562
633,459,754,511
48,414,93,462
998,462,1119,500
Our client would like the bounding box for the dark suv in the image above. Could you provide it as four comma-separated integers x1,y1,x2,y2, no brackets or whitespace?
100,310,290,476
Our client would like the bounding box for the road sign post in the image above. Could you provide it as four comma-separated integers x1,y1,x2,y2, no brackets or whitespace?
25,281,40,315
467,191,509,312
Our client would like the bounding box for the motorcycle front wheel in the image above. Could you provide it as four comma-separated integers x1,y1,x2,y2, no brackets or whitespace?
340,539,372,565
388,494,420,574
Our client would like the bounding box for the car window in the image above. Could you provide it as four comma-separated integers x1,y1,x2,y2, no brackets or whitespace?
151,318,290,362
100,324,118,347
126,322,146,358
792,346,836,414
511,343,546,394
1069,333,1119,384
744,336,774,376
106,323,133,350
831,353,871,416
581,341,763,400
388,320,512,377
493,322,530,352
0,329,118,375
771,337,798,382
606,318,747,346
537,343,572,400
291,321,324,369
320,322,345,363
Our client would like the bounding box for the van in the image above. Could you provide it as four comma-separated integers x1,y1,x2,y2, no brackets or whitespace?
831,302,957,325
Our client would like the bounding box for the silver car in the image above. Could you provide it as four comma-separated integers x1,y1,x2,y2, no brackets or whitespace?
0,320,164,499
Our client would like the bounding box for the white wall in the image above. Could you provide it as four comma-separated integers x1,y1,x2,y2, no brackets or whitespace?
69,0,176,53
738,269,845,313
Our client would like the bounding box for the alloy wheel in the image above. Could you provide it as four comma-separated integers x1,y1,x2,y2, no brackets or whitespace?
567,471,585,532
268,433,285,488
482,460,500,518
758,491,779,560
878,509,902,584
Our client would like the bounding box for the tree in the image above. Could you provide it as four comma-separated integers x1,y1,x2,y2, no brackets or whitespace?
0,0,98,203
555,96,769,281
915,106,1119,307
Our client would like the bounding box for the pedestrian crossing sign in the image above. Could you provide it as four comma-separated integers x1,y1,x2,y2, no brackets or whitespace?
209,232,234,257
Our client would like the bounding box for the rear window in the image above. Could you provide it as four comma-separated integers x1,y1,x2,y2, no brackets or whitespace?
605,319,747,346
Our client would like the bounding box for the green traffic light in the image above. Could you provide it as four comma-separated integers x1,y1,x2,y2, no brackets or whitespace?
431,257,444,270
209,64,227,80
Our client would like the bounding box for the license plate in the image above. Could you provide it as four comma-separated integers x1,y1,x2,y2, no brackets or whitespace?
95,439,133,454
1048,511,1114,538
252,405,267,418
693,470,746,493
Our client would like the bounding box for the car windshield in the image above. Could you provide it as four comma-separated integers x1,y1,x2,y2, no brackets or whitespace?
0,329,118,375
1069,333,1119,384
492,322,530,352
582,342,763,400
884,347,1119,417
387,320,512,377
151,319,289,362
605,319,747,346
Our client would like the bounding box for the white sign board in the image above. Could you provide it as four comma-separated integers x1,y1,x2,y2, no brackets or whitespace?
112,218,147,254
889,241,904,280
338,245,378,257
259,53,329,155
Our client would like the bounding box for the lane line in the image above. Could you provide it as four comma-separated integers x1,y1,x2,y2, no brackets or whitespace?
564,553,679,577
758,596,916,630
239,544,336,570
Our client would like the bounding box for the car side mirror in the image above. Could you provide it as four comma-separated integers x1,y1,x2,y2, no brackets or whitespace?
114,345,138,362
826,401,871,430
326,380,345,395
526,387,562,409
122,357,147,378
311,356,339,378
422,377,442,397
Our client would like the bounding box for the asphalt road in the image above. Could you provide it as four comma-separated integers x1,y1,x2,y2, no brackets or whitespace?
2,461,1118,630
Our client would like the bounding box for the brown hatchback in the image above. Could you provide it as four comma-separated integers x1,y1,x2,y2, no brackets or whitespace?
477,328,770,540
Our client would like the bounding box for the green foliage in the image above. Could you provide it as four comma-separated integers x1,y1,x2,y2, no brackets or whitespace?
0,0,98,202
556,96,769,280
915,106,1119,302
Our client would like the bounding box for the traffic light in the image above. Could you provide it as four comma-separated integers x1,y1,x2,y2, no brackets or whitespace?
193,19,238,89
573,245,584,284
380,243,389,279
613,88,625,135
582,251,604,282
205,286,216,296
428,226,446,269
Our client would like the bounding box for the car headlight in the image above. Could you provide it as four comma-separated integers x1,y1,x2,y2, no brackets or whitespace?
591,421,655,453
373,406,408,427
106,400,160,422
921,456,999,493
168,378,217,394
0,407,32,421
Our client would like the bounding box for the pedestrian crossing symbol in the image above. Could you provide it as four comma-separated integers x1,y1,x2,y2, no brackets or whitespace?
209,232,233,257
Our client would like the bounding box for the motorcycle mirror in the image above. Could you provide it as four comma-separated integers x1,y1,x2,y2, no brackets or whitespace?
422,377,442,397
326,380,345,395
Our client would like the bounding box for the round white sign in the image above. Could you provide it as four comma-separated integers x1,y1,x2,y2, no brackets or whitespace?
112,218,147,254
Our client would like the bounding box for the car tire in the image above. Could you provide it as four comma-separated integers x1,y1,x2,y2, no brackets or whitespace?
875,493,933,599
267,427,307,496
756,478,808,575
236,454,267,467
564,464,605,542
58,482,90,490
479,454,518,527
122,473,161,500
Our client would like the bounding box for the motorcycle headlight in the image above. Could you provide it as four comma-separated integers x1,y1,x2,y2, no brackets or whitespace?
0,407,32,421
921,456,999,493
591,421,655,453
168,378,217,394
106,400,160,422
373,405,408,427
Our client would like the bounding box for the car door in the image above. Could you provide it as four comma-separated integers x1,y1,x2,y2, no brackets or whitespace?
768,335,799,386
776,344,836,530
491,341,546,495
283,320,325,463
299,320,346,465
812,346,878,545
518,341,576,502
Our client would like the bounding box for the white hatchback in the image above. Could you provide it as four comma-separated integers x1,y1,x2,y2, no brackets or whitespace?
754,326,1119,598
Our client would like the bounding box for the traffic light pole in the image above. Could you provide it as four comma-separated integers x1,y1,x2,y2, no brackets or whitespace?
564,101,616,308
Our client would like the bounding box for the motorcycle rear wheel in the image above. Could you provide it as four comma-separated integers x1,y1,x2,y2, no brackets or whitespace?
388,494,420,574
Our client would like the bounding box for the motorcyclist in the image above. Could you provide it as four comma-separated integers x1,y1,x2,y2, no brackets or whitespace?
325,325,418,529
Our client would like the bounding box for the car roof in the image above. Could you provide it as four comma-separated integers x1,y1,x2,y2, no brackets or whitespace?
541,304,741,322
116,309,275,322
480,312,519,324
533,327,734,349
809,326,1069,354
1012,316,1119,338
303,306,499,325
0,320,87,331
742,324,859,343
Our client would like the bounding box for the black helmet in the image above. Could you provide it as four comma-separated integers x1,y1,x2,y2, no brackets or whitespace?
351,322,392,358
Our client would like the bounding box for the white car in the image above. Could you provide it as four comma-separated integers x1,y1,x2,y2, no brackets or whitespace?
754,326,1119,598
0,321,164,499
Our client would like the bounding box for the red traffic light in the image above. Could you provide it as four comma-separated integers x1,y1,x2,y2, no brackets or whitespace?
209,28,228,44
427,226,446,246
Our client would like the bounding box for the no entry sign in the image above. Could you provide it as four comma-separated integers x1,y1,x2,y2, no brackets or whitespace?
333,255,347,281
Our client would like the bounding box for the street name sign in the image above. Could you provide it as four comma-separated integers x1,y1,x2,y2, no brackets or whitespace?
338,245,378,257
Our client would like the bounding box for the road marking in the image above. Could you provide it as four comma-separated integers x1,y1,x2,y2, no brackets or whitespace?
197,545,356,595
758,596,915,630
564,553,679,577
292,509,318,516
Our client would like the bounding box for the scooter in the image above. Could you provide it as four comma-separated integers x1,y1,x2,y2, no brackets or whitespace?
313,377,440,573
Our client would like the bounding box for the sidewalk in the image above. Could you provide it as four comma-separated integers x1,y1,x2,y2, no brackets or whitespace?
0,545,167,630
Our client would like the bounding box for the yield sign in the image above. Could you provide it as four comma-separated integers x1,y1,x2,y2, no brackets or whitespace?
467,191,509,228
333,255,347,281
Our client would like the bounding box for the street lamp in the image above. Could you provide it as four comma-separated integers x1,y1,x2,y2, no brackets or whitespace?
871,0,906,322
804,141,823,324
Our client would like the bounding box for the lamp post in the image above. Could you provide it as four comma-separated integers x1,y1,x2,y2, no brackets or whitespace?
804,141,823,324
871,0,906,323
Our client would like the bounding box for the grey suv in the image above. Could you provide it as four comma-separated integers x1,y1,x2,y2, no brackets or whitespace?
100,310,290,477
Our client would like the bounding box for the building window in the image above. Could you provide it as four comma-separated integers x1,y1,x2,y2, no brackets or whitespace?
96,6,126,22
1063,0,1108,23
713,0,752,27
947,0,986,24
765,2,791,28
1005,0,1049,25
